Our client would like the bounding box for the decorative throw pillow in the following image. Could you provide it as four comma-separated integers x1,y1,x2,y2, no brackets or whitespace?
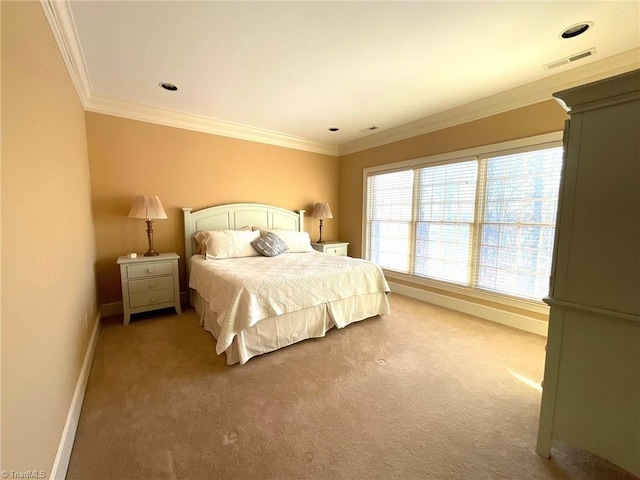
261,229,314,253
251,232,289,257
202,230,261,259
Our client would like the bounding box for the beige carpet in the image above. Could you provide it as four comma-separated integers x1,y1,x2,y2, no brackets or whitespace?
67,294,636,480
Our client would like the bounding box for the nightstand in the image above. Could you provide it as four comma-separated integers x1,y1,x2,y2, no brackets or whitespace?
311,241,349,256
117,252,182,325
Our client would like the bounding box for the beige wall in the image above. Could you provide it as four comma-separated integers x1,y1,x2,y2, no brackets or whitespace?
86,113,339,304
338,101,568,319
88,99,566,311
339,100,568,258
1,1,97,475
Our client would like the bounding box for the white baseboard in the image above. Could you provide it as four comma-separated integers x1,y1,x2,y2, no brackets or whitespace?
100,301,122,317
388,281,548,337
101,291,190,318
50,312,101,480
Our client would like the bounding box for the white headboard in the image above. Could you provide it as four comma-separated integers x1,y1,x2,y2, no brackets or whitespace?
182,202,306,260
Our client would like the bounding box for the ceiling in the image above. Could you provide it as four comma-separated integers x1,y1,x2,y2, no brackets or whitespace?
53,1,640,155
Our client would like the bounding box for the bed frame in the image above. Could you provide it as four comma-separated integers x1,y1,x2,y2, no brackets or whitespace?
182,202,389,366
182,202,306,267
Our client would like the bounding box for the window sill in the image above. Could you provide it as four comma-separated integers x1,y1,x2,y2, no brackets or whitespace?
383,270,550,317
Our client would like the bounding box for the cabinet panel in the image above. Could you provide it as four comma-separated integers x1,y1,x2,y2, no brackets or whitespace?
562,102,640,314
552,310,639,472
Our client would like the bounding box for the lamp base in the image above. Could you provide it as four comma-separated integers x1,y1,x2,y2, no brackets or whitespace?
317,219,326,244
144,220,160,256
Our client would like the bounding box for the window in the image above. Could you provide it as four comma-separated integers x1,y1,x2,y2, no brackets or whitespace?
476,149,563,300
364,139,563,303
414,160,477,284
366,170,413,272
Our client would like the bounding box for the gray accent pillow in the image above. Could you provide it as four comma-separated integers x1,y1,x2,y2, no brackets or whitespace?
251,232,289,257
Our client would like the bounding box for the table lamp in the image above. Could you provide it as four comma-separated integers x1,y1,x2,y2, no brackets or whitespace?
311,202,333,243
128,195,168,256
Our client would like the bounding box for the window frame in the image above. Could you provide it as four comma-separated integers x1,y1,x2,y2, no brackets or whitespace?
362,132,563,315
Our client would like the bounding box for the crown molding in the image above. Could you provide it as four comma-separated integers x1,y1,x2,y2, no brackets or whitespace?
338,48,640,156
40,0,338,156
40,0,92,107
85,95,339,156
42,0,636,158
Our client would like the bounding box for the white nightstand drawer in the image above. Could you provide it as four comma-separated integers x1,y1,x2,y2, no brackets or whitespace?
128,276,175,294
129,289,175,308
312,242,349,256
325,246,348,256
126,261,173,279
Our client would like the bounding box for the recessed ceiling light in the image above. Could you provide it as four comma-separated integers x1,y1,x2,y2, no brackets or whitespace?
160,82,178,91
328,127,339,132
560,22,592,39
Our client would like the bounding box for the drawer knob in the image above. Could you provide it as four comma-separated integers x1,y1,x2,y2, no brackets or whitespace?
150,298,157,303
148,283,155,289
147,268,154,273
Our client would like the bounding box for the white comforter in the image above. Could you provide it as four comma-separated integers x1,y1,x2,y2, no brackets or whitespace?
189,252,390,354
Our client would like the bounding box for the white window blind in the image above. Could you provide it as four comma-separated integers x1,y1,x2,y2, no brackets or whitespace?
476,147,564,300
366,170,413,272
364,143,564,304
414,160,477,284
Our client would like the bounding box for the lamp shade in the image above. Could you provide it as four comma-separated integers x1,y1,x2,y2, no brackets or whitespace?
128,195,168,220
311,202,333,220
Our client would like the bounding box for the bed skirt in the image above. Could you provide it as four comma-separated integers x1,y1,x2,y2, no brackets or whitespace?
191,289,390,365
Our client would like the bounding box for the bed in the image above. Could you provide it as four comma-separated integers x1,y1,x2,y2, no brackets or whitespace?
183,203,390,365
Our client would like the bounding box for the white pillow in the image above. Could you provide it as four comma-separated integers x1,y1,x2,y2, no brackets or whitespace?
194,231,207,254
262,229,314,253
201,230,261,259
194,226,254,254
